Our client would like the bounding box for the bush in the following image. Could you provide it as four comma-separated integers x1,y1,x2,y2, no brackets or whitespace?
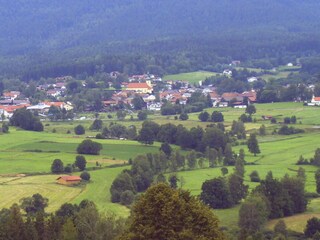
77,139,102,155
75,155,87,171
120,190,135,205
249,170,260,182
137,111,148,121
74,125,85,135
80,171,91,181
89,119,103,130
96,133,104,139
51,159,64,173
278,125,304,135
2,123,9,133
179,112,189,120
64,164,73,173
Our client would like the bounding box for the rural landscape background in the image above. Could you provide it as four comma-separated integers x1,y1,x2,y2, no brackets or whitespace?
0,1,320,239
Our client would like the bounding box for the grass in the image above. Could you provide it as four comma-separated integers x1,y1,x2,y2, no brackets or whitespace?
0,175,83,212
1,101,320,230
163,71,218,84
0,129,160,174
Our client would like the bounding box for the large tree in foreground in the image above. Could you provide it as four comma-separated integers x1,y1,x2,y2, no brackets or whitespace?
119,183,225,240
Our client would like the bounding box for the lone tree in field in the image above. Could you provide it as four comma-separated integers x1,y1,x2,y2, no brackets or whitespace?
74,124,85,135
119,183,225,240
77,140,102,155
51,159,64,173
247,133,260,156
211,111,224,122
75,155,87,171
246,105,256,116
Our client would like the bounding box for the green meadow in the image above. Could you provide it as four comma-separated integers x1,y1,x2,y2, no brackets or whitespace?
163,71,218,84
0,102,320,231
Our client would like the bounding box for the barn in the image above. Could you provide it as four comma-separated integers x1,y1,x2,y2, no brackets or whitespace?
56,176,81,185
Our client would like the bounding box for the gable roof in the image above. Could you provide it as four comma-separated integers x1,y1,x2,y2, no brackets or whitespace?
57,176,81,181
127,83,152,89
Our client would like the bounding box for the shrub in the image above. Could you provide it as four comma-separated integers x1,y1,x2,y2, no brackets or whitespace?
179,112,189,120
75,155,87,171
89,119,103,130
249,170,260,182
120,190,135,205
137,111,148,121
64,164,73,173
96,133,104,139
80,171,91,181
74,125,85,135
77,139,102,155
51,159,64,173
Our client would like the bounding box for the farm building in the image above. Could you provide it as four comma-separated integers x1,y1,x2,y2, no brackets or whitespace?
56,176,81,185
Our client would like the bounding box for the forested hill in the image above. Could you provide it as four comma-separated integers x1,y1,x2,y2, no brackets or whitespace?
1,0,320,77
1,0,320,55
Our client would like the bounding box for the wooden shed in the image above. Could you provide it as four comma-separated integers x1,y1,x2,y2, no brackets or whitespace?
56,176,81,185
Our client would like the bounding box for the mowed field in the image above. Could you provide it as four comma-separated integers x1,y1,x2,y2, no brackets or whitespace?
1,102,320,231
163,71,218,84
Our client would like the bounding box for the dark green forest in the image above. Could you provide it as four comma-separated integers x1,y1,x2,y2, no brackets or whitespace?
1,0,320,79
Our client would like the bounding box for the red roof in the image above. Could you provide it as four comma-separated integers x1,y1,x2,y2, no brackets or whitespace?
0,104,30,113
42,102,64,107
57,176,81,181
127,83,152,90
314,97,320,101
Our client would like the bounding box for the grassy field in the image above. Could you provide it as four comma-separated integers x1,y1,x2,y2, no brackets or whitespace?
163,71,218,84
1,102,320,231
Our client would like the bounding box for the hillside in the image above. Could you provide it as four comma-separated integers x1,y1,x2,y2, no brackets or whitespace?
1,0,320,78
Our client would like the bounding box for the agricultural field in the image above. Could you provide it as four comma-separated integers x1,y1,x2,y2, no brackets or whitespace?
163,71,218,84
0,102,320,232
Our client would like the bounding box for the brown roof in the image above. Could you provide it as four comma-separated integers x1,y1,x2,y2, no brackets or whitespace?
127,83,152,90
57,176,81,181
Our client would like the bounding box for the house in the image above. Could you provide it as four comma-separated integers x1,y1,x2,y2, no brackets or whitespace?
221,92,243,102
309,95,320,106
56,176,81,185
3,91,20,100
223,69,233,77
247,77,258,83
126,82,153,93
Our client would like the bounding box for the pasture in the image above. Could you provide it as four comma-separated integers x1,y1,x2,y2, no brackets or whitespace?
1,102,320,232
163,71,218,84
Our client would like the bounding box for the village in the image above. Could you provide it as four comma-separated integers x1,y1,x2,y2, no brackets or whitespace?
0,67,319,120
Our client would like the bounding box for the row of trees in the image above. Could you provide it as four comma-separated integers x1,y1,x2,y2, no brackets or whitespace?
0,195,125,240
51,155,87,174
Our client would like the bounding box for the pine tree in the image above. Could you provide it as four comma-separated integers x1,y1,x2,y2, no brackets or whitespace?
247,134,260,156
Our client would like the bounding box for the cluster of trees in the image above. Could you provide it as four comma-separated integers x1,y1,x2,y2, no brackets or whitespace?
10,108,43,131
277,125,304,135
51,155,89,178
137,121,230,152
200,150,248,209
0,194,125,240
47,106,74,121
297,148,320,166
95,122,138,140
238,171,307,239
198,111,224,122
161,92,212,115
119,183,225,239
111,145,243,206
